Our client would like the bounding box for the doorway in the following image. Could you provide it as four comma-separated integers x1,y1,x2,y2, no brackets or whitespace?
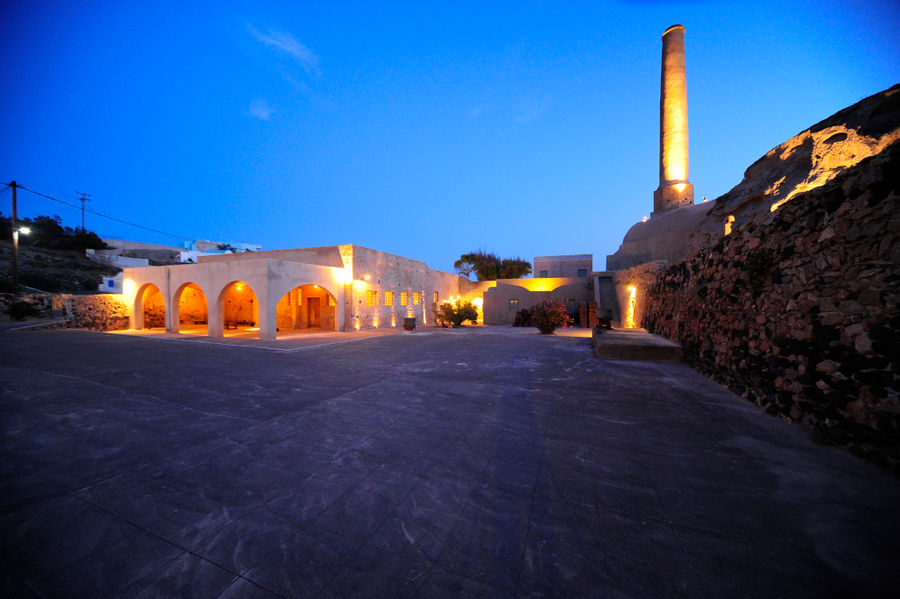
307,297,321,329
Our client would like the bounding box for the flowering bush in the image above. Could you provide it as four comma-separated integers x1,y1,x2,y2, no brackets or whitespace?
530,299,573,334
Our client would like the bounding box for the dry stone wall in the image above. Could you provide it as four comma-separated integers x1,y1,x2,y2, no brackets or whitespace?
644,145,900,473
1,293,129,331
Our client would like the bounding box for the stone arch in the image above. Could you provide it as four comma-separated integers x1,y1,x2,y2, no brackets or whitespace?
217,281,260,336
274,283,339,336
134,283,165,330
174,282,208,335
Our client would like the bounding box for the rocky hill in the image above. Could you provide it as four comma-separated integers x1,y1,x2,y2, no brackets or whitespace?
690,83,900,253
0,240,119,294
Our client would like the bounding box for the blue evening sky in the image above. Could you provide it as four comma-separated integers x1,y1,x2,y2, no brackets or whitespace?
2,1,898,273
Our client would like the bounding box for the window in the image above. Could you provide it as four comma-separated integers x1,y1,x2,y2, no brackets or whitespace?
400,292,408,306
433,291,439,303
577,269,588,278
539,270,548,278
385,291,394,306
413,292,420,305
509,299,519,312
366,290,378,306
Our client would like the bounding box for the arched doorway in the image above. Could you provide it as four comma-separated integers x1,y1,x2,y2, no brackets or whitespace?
218,281,259,337
175,282,208,335
275,284,337,336
135,283,165,330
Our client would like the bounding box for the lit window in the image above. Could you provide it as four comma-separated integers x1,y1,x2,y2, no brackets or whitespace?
433,291,438,303
400,292,408,306
509,299,519,312
366,290,378,306
385,291,394,306
327,295,335,306
413,292,420,305
577,269,588,278
539,270,548,278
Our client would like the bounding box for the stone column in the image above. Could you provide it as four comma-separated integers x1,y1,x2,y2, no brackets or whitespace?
653,24,694,215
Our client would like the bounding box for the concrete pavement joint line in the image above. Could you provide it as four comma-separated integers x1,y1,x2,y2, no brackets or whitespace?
72,493,241,581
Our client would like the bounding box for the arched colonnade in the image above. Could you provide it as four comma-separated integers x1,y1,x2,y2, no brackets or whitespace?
124,258,346,339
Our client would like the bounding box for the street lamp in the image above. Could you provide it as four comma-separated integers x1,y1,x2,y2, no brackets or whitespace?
12,224,30,290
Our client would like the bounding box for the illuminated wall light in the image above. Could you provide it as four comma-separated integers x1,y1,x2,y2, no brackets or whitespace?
724,215,735,236
235,283,243,291
391,313,397,327
363,274,371,281
674,183,687,193
642,216,648,223
625,285,637,329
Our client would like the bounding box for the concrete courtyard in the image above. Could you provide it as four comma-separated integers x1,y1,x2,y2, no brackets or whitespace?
1,327,898,598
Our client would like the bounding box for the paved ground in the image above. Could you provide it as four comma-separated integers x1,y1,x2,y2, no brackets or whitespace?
1,327,898,598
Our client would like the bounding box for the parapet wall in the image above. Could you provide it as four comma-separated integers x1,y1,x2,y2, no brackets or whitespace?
642,145,899,473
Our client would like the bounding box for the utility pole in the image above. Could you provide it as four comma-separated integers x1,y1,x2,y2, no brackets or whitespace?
76,191,91,232
10,181,19,289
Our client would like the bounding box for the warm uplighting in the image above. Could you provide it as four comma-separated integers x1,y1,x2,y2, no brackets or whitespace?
391,313,397,327
246,327,259,331
472,296,483,324
625,285,637,328
235,283,243,291
674,183,687,193
725,215,735,236
123,278,136,297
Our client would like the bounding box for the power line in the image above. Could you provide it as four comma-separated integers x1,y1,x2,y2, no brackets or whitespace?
11,184,194,241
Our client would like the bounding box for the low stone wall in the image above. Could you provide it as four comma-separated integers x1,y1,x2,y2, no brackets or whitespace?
643,147,899,473
1,293,129,331
60,294,130,330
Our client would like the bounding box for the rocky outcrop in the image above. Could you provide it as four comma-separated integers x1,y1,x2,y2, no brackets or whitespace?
644,143,900,474
690,84,900,254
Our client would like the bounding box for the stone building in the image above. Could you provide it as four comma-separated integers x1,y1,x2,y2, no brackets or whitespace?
534,255,592,278
123,244,478,340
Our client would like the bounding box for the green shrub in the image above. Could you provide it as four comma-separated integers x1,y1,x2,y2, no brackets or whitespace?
530,299,573,334
7,300,41,320
512,308,532,327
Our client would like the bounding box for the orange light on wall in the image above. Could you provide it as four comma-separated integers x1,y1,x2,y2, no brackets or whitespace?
724,215,735,236
235,283,243,291
625,285,637,328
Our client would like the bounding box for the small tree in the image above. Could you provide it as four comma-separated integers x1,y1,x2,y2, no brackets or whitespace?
530,299,573,334
454,250,532,281
433,299,478,327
